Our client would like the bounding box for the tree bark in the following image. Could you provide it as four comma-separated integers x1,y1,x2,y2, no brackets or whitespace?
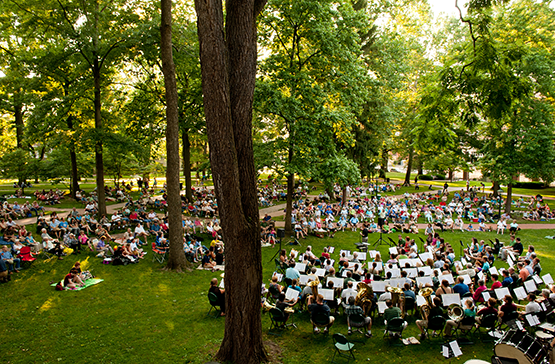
380,146,388,179
14,100,24,149
181,129,193,202
93,1,106,218
161,0,189,272
285,172,294,234
403,146,413,186
194,0,267,362
505,182,512,214
492,180,500,197
67,116,80,199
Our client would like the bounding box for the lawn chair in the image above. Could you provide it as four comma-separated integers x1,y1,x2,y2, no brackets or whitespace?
18,246,36,268
151,242,167,264
472,313,499,342
268,307,296,336
207,292,222,318
332,333,355,363
424,315,447,343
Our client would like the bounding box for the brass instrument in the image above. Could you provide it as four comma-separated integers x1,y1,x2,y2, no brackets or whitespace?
355,282,374,316
263,300,276,312
388,286,403,307
308,279,320,298
419,287,434,320
448,303,464,322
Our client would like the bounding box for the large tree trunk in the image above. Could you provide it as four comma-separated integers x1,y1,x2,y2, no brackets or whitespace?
161,0,189,272
182,129,193,202
195,0,267,362
93,64,106,217
65,90,79,199
380,146,388,179
492,180,500,197
403,146,413,186
92,2,106,217
285,172,294,234
14,101,24,149
505,182,512,214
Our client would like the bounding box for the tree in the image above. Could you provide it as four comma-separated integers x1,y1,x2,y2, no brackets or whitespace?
194,0,268,362
160,0,189,272
256,0,369,232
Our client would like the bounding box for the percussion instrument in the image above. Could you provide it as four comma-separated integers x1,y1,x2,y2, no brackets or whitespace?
535,330,554,346
463,360,490,364
495,329,549,364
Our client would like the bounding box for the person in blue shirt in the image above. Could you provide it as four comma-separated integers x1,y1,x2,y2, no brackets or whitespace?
452,276,470,295
502,270,513,287
1,245,20,272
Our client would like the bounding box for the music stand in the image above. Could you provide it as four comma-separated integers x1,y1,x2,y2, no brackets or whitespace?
459,240,464,259
268,228,284,263
418,236,425,253
373,221,392,247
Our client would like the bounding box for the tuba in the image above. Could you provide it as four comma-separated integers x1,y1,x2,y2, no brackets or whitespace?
448,304,464,322
263,299,275,312
355,282,374,316
419,287,434,320
308,279,320,298
388,286,403,307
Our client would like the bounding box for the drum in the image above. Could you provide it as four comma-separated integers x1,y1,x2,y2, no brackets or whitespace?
535,331,554,345
463,360,490,364
495,329,548,364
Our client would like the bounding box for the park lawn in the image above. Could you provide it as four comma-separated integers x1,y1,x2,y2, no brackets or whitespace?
4,226,555,364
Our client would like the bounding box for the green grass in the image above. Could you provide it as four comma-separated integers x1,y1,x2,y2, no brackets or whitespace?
4,226,555,364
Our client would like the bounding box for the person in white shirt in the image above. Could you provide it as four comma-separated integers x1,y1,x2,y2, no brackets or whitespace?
522,293,541,315
134,223,149,243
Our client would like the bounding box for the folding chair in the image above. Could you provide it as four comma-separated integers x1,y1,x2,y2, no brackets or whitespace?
384,317,406,346
267,285,281,304
332,333,355,363
18,246,36,268
404,296,416,316
424,315,447,343
151,242,167,264
268,307,296,336
472,313,499,342
207,292,222,318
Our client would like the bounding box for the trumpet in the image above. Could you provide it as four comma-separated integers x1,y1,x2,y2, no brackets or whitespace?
448,303,464,322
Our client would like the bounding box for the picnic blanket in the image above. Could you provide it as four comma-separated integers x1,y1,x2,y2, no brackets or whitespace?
196,264,225,271
50,278,104,291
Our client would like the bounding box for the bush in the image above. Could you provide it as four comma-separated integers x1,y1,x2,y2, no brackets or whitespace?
418,174,434,181
433,174,446,180
512,181,547,189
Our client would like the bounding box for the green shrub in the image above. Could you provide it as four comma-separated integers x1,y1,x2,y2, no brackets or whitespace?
512,181,547,189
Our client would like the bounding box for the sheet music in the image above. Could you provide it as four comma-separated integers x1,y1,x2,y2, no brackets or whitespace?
440,273,455,285
357,252,367,261
328,277,344,288
461,297,473,307
419,252,432,262
449,340,462,357
320,288,334,301
461,257,467,266
340,250,352,260
342,270,349,278
399,259,413,267
442,293,461,307
416,276,433,287
442,345,449,358
403,268,418,278
386,268,401,278
378,301,387,314
482,291,491,301
454,261,463,270
299,275,309,285
495,287,511,299
513,286,527,301
541,302,547,312
543,274,554,285
328,247,335,254
295,263,306,272
460,275,472,285
524,280,537,293
219,279,225,289
374,262,383,271
285,287,300,301
389,247,399,255
390,278,405,288
427,246,434,253
516,320,524,330
315,268,326,277
489,267,499,276
507,256,514,268
418,266,432,276
525,314,540,326
273,272,283,282
368,250,377,258
416,295,426,306
348,262,356,269
533,275,543,285
372,281,387,292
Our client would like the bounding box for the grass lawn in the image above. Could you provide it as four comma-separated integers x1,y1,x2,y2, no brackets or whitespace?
4,225,555,364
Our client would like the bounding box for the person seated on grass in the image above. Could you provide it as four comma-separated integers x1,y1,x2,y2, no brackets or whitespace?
41,228,64,260
307,293,335,334
77,230,90,251
276,292,297,323
94,236,114,256
0,257,9,283
95,225,112,242
129,238,146,259
209,277,226,316
202,249,217,271
24,231,41,253
134,223,149,244
64,268,85,290
63,232,80,254
1,245,20,273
